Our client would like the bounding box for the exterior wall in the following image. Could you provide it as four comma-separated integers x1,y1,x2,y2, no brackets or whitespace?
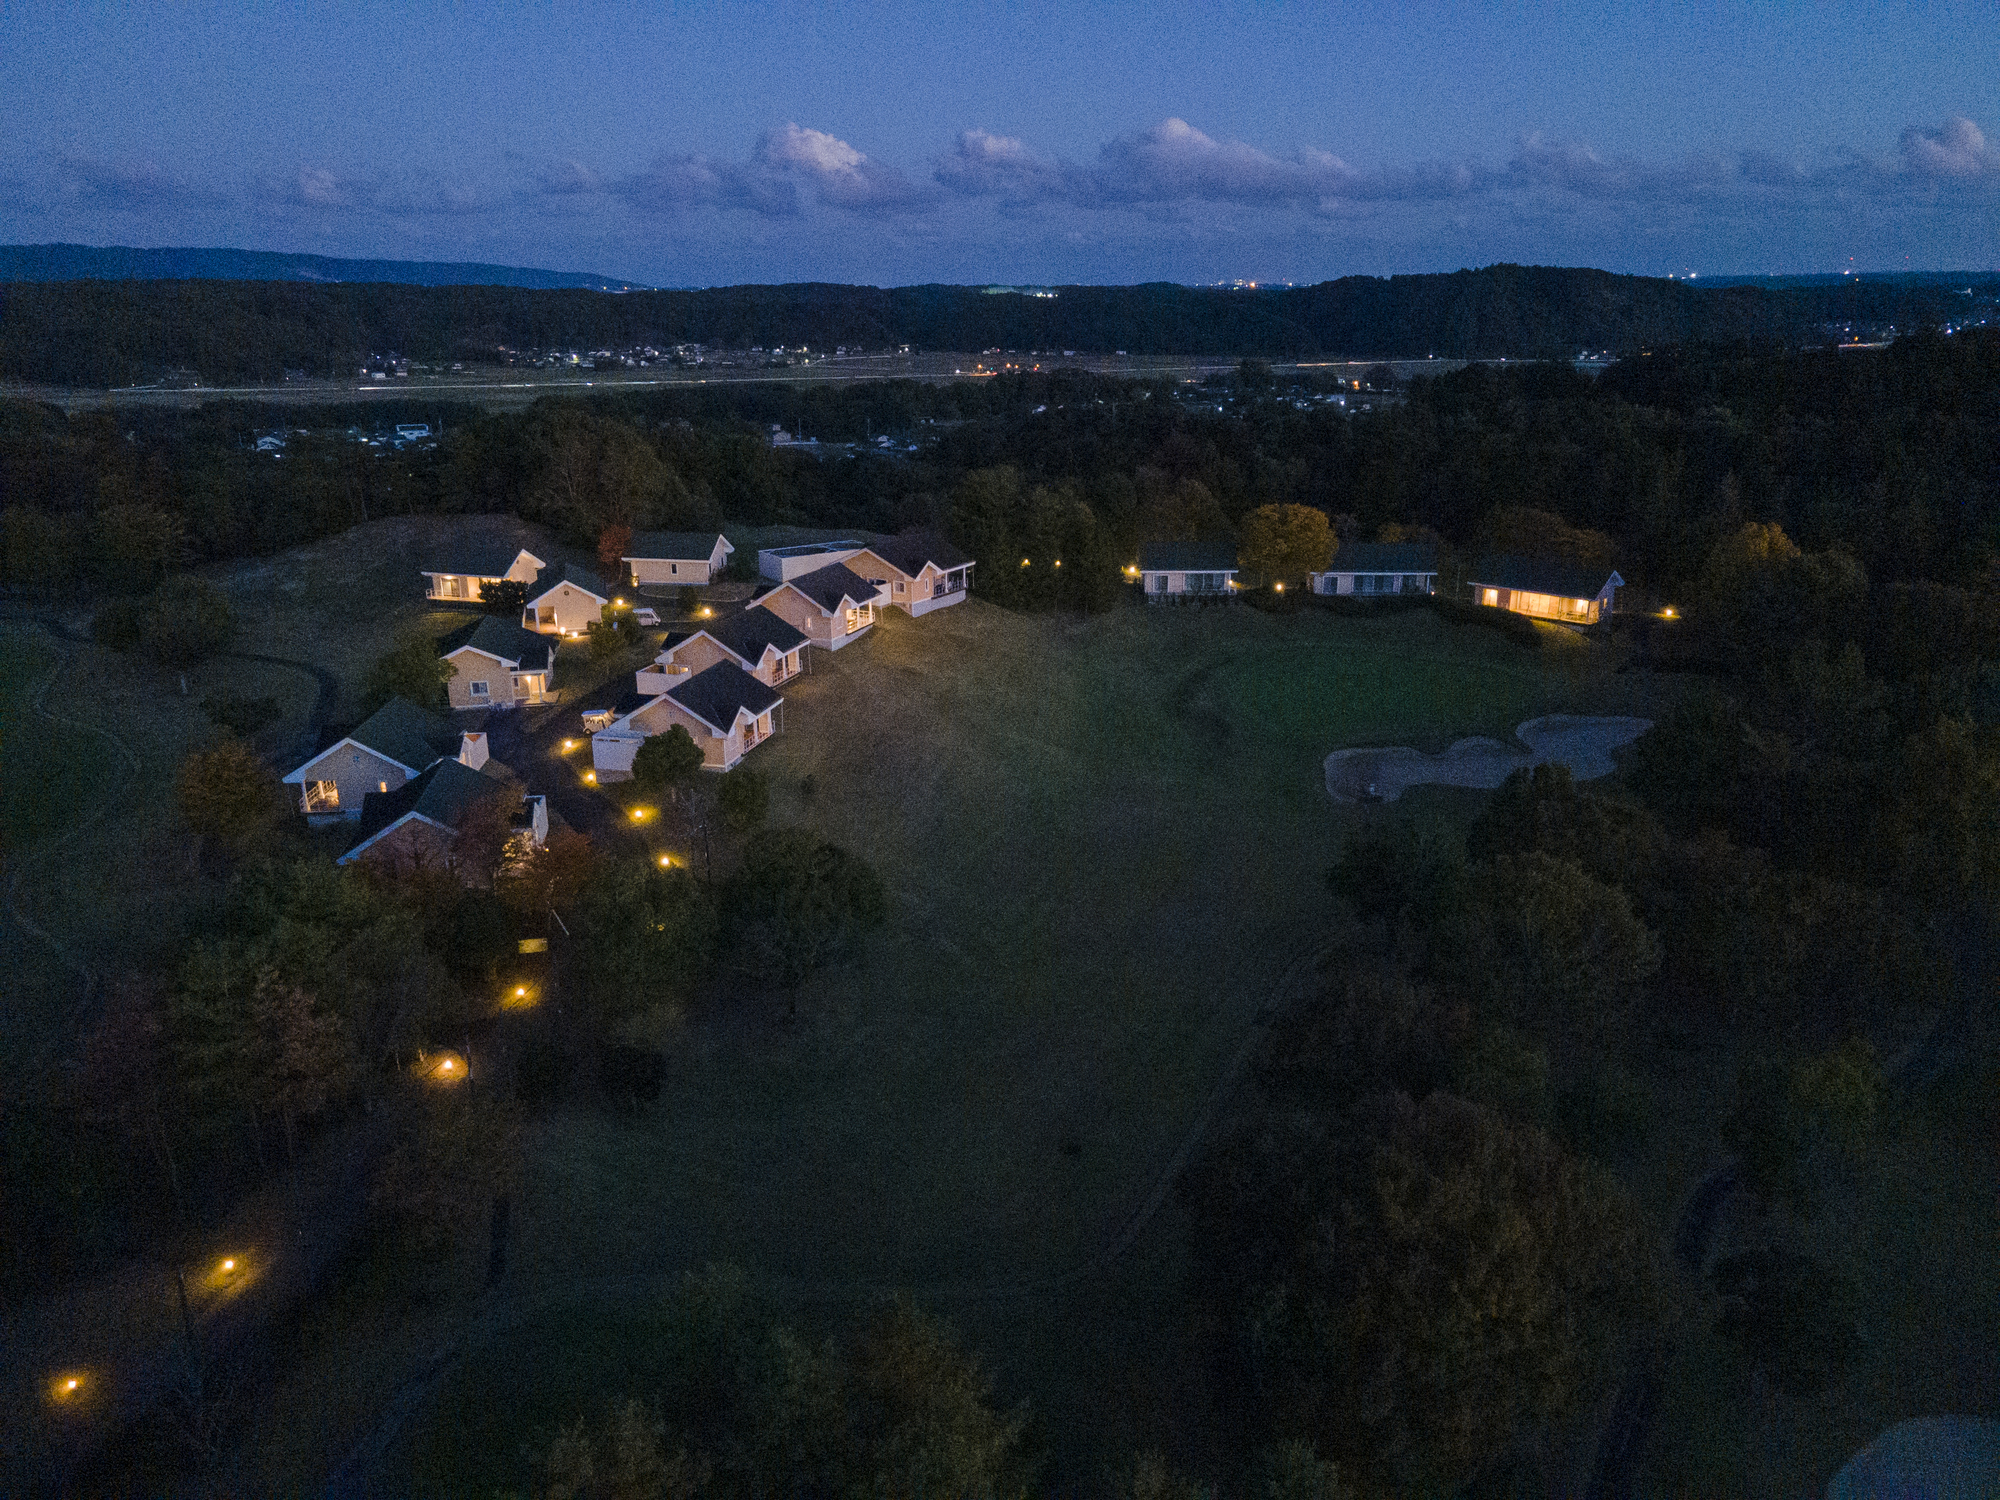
446,649,551,710
1311,571,1438,597
661,635,734,676
1143,570,1235,598
590,727,644,778
525,582,605,635
758,546,861,582
629,556,713,586
345,817,457,872
629,694,731,768
755,587,836,646
1479,587,1602,624
425,572,498,603
291,743,410,819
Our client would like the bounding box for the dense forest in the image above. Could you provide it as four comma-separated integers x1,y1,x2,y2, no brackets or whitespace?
5,333,1997,609
3,334,1997,1494
4,264,1998,386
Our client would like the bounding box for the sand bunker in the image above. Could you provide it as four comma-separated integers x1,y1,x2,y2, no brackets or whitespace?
1324,714,1653,803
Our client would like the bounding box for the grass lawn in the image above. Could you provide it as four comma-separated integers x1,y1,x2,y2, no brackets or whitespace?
0,623,308,1062
337,596,1672,1495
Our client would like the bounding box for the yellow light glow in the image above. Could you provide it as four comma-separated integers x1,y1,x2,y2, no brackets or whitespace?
220,1257,236,1273
1661,606,1677,619
50,1372,87,1404
584,771,596,783
700,607,713,617
515,986,527,997
440,1059,453,1072
563,739,576,750
1020,557,1030,567
1274,581,1284,592
630,807,647,821
659,854,672,867
1053,559,1062,568
615,598,625,607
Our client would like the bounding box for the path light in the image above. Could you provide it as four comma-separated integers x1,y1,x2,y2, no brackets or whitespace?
584,770,597,783
658,854,672,867
50,1372,87,1404
562,739,576,751
700,607,713,618
614,598,625,607
1661,605,1677,619
1274,581,1284,593
220,1257,236,1274
630,806,649,822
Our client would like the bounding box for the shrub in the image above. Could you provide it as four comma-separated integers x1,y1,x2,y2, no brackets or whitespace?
140,576,236,667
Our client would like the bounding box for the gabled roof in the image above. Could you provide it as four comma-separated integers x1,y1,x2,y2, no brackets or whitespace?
664,660,783,735
1469,555,1624,601
859,533,974,578
421,544,545,579
286,696,460,781
443,614,555,669
1325,542,1438,574
776,561,880,612
1140,540,1239,573
707,607,807,661
341,758,508,861
528,562,610,605
662,609,806,671
624,531,733,563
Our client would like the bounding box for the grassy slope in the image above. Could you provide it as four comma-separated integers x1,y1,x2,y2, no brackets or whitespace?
369,599,1660,1494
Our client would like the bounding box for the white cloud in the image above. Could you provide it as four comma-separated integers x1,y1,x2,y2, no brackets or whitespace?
1898,116,2000,180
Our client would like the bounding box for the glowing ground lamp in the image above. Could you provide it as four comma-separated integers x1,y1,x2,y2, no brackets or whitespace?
49,1371,89,1405
584,770,597,784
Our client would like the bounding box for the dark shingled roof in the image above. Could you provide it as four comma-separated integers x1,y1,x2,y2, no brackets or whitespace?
780,561,880,612
444,614,555,669
348,757,507,848
422,544,542,580
1326,542,1438,574
625,531,729,562
1140,540,1239,573
664,660,782,734
345,697,460,773
529,562,610,601
862,533,973,577
1468,555,1622,601
707,608,807,661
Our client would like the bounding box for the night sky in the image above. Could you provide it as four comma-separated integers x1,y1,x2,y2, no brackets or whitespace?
3,1,1995,285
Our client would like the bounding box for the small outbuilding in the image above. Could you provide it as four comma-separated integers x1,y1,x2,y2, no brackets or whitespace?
524,564,612,636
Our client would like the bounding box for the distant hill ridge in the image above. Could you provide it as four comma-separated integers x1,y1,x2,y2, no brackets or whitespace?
0,243,650,291
2,260,1996,388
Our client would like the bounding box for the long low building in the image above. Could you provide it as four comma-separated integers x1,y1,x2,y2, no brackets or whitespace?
1310,542,1438,597
1468,555,1624,624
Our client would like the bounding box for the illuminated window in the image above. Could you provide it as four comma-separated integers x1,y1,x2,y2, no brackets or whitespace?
378,780,388,794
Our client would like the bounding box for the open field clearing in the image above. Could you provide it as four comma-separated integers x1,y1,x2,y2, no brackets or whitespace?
256,595,1673,1494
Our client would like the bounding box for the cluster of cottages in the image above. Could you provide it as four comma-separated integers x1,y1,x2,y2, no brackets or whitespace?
1136,540,1622,625
587,534,973,779
286,528,1617,874
283,531,975,872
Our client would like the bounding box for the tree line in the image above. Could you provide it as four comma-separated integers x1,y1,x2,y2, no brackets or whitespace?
5,265,1996,385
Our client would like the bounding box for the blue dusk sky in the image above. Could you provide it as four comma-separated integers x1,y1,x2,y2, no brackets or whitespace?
2,1,1995,285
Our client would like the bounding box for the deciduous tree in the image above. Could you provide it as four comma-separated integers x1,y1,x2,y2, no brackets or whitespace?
1238,504,1334,586
175,737,291,859
362,629,456,714
722,829,886,1005
633,725,706,800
